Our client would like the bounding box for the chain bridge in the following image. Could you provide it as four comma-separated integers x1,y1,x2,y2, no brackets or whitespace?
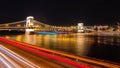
0,16,78,32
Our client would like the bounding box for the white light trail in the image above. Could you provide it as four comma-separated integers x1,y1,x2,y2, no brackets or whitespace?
0,52,21,68
0,57,11,68
0,44,40,68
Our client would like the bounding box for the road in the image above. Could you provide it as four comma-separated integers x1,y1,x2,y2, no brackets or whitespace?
0,40,120,68
0,45,41,68
0,42,68,68
0,60,6,68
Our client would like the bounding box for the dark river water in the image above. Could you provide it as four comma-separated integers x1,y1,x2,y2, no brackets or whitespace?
1,33,120,63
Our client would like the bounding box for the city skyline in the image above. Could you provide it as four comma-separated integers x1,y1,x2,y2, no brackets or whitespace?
0,0,120,26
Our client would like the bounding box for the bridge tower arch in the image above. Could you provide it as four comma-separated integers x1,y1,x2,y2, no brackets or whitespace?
25,16,35,34
26,16,34,27
78,23,84,32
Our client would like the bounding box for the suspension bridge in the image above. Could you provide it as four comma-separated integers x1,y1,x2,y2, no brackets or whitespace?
0,16,78,33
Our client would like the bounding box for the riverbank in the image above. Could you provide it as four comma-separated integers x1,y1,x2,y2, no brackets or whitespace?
0,37,120,68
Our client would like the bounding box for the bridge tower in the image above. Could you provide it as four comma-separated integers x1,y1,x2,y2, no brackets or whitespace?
78,23,84,32
25,16,35,34
26,16,34,27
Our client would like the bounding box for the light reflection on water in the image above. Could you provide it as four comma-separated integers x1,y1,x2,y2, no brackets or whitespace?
3,33,120,63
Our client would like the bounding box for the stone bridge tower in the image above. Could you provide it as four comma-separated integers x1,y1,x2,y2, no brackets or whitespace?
26,16,34,27
78,23,84,32
25,16,34,34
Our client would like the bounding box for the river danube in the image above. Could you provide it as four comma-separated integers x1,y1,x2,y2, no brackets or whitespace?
1,33,120,63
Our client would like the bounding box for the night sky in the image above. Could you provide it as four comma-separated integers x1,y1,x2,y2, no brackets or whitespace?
0,0,120,26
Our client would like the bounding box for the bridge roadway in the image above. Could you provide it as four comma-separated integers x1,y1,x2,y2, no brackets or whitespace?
0,37,120,68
